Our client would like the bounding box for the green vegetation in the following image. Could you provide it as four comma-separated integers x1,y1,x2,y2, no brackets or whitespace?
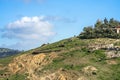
42,49,105,71
114,41,120,46
0,37,120,80
41,49,88,73
0,56,15,66
79,18,120,39
0,74,26,80
97,63,120,80
34,37,120,80
8,74,26,80
36,37,88,52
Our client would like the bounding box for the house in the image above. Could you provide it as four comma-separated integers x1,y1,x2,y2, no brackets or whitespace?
115,26,120,34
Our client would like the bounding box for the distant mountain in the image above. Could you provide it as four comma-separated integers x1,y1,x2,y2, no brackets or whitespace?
0,48,22,58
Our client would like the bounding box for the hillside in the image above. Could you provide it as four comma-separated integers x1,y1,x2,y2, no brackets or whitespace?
0,48,22,58
0,37,120,80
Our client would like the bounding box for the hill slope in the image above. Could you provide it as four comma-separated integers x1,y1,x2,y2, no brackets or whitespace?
0,37,120,80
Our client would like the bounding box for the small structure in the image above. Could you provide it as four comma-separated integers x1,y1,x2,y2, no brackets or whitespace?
115,26,120,34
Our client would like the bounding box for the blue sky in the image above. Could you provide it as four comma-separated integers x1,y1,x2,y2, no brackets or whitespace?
0,0,120,50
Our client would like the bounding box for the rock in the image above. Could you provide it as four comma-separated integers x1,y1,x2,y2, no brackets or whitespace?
7,52,58,80
82,66,97,75
106,60,117,65
40,72,67,80
77,76,87,80
106,51,120,59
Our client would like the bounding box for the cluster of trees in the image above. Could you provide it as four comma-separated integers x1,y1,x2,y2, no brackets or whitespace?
79,18,120,39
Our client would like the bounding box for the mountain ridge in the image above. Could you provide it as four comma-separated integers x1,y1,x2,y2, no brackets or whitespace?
0,48,22,58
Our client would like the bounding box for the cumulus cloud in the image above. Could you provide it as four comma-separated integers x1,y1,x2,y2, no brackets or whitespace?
1,16,55,50
2,16,55,40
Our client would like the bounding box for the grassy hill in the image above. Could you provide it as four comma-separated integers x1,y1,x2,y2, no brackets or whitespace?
0,37,120,80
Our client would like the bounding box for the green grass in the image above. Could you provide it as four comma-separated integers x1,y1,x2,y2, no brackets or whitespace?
0,74,26,80
35,37,87,51
114,41,120,46
96,63,120,80
41,49,92,72
39,38,120,80
0,37,120,80
8,74,26,80
0,56,15,66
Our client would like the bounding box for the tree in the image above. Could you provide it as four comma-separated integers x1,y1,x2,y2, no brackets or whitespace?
109,18,120,27
109,18,114,24
95,19,103,28
79,18,120,39
79,26,96,39
104,18,108,25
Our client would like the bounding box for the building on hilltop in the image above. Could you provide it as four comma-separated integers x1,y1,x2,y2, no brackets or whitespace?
115,26,120,34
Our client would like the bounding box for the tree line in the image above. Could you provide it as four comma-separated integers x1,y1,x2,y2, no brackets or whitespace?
78,18,120,39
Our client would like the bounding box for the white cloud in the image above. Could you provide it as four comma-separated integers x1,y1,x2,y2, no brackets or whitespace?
1,16,55,50
3,16,55,40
